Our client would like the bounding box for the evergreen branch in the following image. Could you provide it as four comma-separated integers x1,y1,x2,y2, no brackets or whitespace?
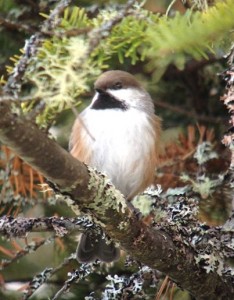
5,1,232,125
87,0,135,53
16,0,137,125
145,0,234,68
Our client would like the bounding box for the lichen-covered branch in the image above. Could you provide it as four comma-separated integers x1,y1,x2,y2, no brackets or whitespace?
221,65,234,167
51,264,95,300
0,215,94,238
23,257,93,300
221,47,234,207
0,100,233,299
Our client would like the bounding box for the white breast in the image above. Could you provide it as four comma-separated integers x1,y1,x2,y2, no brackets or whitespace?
80,106,156,198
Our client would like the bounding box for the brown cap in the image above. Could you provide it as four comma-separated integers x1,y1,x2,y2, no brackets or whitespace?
94,70,142,91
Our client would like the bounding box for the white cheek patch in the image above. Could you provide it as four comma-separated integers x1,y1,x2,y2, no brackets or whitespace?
107,88,144,105
90,93,98,106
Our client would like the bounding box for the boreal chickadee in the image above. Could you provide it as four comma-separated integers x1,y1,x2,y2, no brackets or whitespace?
69,70,161,263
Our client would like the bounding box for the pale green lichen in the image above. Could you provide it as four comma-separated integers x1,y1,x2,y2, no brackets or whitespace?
92,8,119,27
25,37,99,108
65,197,81,216
22,35,100,125
166,185,190,197
50,188,82,216
181,174,224,199
118,220,128,230
143,184,163,197
195,252,224,275
86,166,127,215
194,142,218,165
132,194,153,216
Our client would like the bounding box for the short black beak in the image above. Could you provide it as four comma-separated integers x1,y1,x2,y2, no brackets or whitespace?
95,88,105,94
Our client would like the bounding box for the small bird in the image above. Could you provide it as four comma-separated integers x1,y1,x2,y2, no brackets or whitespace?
69,70,161,263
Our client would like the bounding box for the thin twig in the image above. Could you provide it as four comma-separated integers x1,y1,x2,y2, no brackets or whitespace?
23,253,77,299
41,27,91,37
0,16,35,33
156,99,225,124
51,263,95,300
71,105,96,142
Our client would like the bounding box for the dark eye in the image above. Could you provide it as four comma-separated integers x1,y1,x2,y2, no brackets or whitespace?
112,82,122,90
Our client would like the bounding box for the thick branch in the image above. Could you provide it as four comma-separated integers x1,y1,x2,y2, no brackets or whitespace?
0,101,233,299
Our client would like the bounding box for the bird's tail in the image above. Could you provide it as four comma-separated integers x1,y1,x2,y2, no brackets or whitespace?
76,231,120,263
